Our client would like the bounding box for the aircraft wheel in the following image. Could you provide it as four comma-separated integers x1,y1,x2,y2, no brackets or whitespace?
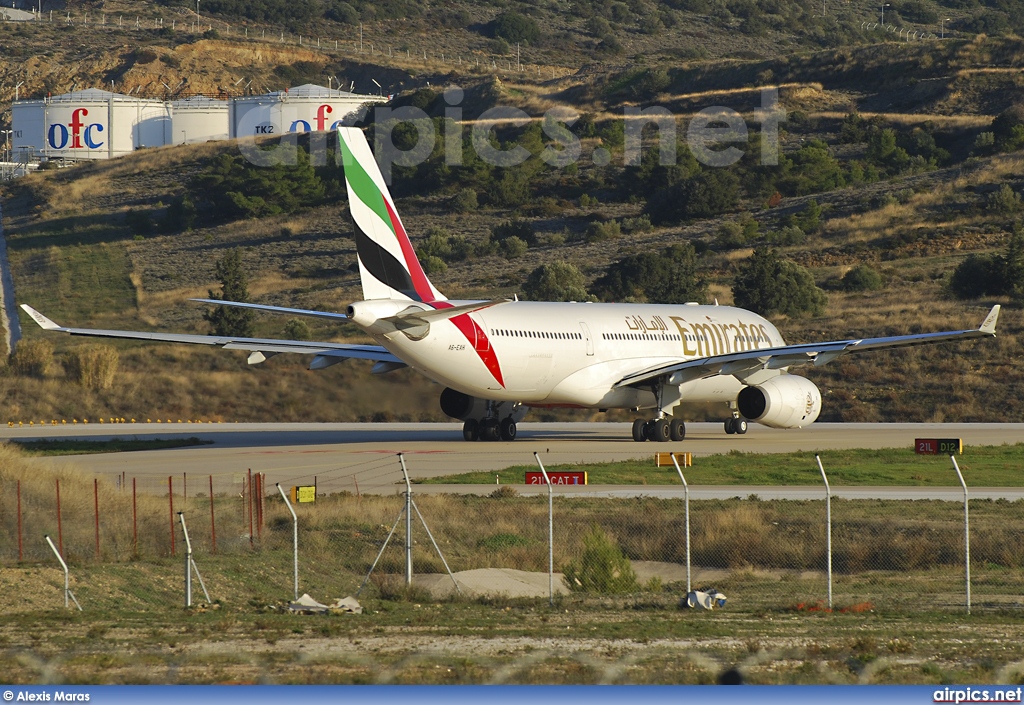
735,419,748,435
499,417,517,441
480,419,500,442
670,418,686,442
648,418,671,442
631,418,648,442
463,419,479,442
724,418,736,434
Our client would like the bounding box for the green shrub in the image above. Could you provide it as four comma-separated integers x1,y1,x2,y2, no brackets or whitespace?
478,533,530,550
283,319,311,340
987,184,1021,214
766,225,806,247
842,264,884,292
562,524,639,594
491,11,541,44
584,220,621,243
452,188,478,213
716,222,749,250
500,235,528,259
593,243,708,304
491,218,537,246
523,262,591,301
421,255,448,275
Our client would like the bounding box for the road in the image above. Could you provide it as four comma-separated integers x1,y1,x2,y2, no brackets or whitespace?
2,421,1020,498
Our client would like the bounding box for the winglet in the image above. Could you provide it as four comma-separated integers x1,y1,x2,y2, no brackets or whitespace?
980,304,1000,335
20,304,62,331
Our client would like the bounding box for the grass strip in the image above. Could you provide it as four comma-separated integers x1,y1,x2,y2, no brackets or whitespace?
418,444,1024,486
11,437,213,456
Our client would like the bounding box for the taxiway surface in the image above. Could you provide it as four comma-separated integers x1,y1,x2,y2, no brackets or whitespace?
2,421,1021,499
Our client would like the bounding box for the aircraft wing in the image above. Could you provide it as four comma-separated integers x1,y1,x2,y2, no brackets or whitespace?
20,304,402,367
189,298,349,321
615,305,1000,388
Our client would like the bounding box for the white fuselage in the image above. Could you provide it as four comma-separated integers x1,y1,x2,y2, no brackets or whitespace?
361,301,786,410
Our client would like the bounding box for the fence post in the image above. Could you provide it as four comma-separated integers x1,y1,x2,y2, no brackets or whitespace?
132,477,137,556
951,456,970,614
56,479,63,557
534,452,554,607
247,468,254,547
168,476,176,556
816,455,832,610
45,535,81,611
17,480,23,561
670,454,691,594
209,475,217,554
94,478,100,560
277,483,299,600
180,512,192,607
400,454,413,586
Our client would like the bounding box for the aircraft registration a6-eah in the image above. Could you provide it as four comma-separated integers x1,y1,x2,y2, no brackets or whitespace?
22,127,1001,443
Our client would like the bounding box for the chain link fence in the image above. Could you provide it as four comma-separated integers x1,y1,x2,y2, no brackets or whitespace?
3,457,1023,614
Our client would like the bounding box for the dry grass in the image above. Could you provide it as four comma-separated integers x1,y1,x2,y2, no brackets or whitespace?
63,345,120,390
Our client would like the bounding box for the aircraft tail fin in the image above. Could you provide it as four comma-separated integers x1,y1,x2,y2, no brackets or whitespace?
336,126,445,303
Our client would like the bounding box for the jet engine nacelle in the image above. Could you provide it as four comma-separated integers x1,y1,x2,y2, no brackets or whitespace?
440,388,526,423
736,374,822,429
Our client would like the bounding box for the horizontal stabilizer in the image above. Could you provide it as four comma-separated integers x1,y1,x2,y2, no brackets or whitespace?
385,299,511,325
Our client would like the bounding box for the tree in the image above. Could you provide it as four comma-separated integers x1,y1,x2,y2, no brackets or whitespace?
733,247,827,317
949,225,1024,303
204,249,256,337
491,11,541,44
594,243,708,303
646,169,740,224
523,262,592,301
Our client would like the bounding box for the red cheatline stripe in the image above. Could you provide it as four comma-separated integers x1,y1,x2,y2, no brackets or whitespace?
433,302,505,388
382,197,435,303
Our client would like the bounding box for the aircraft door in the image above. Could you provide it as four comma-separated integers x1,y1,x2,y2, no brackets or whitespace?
579,321,594,356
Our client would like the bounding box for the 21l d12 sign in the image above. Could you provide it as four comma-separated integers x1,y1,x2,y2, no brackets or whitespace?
915,438,963,455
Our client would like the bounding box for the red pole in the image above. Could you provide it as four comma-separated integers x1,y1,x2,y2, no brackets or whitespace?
17,480,23,562
354,476,360,499
56,479,63,557
94,478,100,560
169,476,176,556
132,477,138,556
256,473,263,539
209,475,217,554
247,469,253,547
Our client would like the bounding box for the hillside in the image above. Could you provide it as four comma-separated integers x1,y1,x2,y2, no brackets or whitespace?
1,31,1023,424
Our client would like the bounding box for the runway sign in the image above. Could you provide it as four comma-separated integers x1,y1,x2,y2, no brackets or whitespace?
656,452,692,467
525,471,588,485
915,438,962,455
290,485,317,503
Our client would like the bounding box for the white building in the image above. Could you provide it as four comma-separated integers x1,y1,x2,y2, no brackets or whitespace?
231,83,385,139
169,96,230,145
10,85,385,163
12,89,167,161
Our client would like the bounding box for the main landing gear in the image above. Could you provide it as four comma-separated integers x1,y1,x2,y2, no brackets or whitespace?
724,416,748,435
463,418,518,442
631,417,686,442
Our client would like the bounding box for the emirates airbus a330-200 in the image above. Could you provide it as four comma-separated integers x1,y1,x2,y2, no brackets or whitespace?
21,127,1001,443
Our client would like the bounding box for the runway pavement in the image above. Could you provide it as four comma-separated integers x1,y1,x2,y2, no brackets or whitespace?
2,421,1021,499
